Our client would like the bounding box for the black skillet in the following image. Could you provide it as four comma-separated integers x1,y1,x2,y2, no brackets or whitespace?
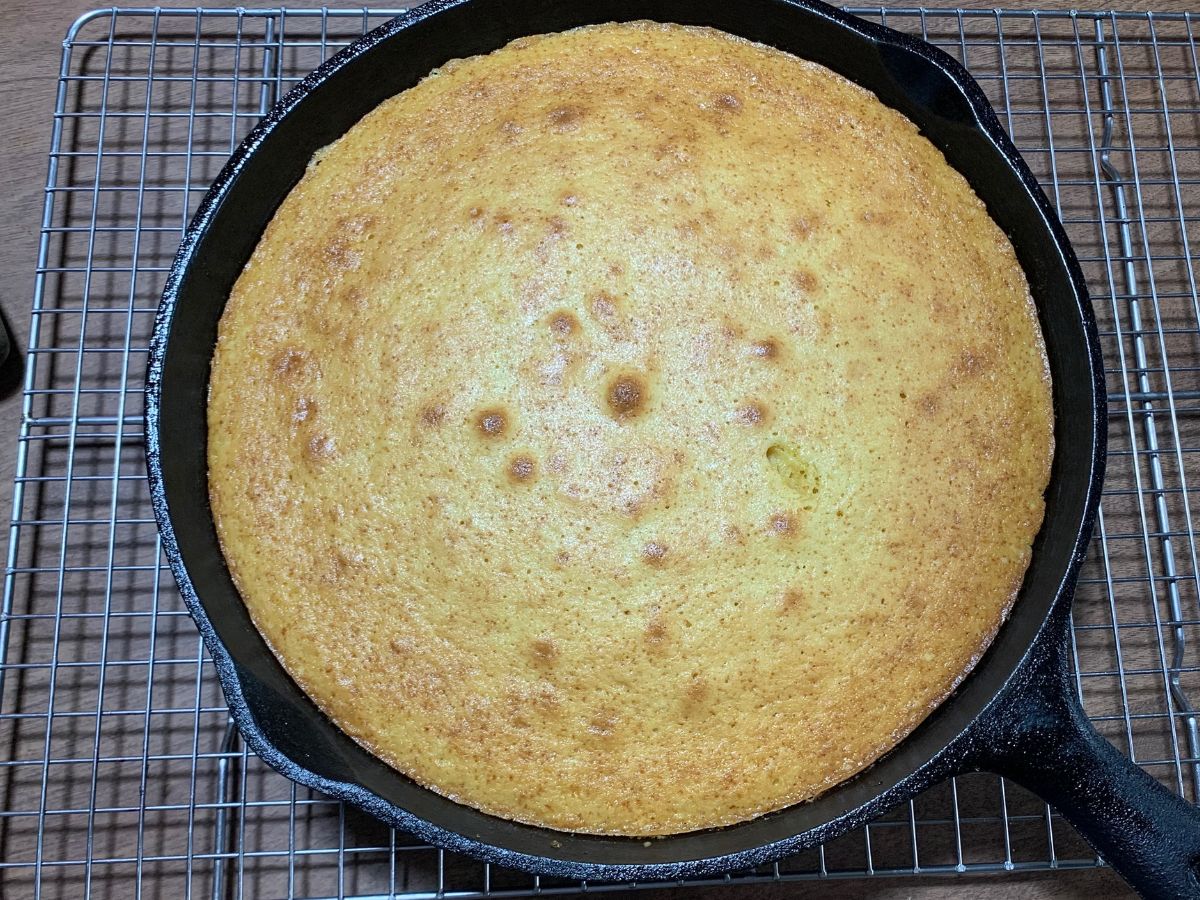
144,0,1200,896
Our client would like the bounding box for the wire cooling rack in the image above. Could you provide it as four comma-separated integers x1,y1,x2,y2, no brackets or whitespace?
1,5,1198,899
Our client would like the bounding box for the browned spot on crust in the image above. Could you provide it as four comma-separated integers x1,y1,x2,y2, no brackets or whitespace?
530,637,558,664
606,373,647,420
561,193,579,207
608,261,625,278
389,636,414,656
533,687,561,715
721,523,745,545
345,214,374,235
715,92,742,111
507,682,560,722
476,408,508,438
734,402,768,426
306,432,336,462
591,294,615,318
495,214,514,235
467,206,484,220
549,311,578,338
338,285,367,312
293,397,317,423
555,550,570,566
419,403,446,427
654,140,691,165
547,216,567,237
273,348,316,380
507,454,536,483
768,512,796,536
852,608,889,632
324,240,359,271
588,291,627,339
957,348,989,376
781,588,806,613
534,348,578,388
588,710,619,737
791,217,814,240
750,338,780,360
642,541,667,566
322,215,373,270
720,317,746,341
684,675,709,705
500,120,523,136
791,269,819,293
644,609,668,646
599,450,679,521
548,105,585,131
332,546,363,577
676,220,703,243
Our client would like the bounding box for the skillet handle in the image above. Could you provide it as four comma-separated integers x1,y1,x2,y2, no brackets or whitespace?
974,622,1200,900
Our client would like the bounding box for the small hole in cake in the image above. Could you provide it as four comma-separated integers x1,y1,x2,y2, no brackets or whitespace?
766,443,820,497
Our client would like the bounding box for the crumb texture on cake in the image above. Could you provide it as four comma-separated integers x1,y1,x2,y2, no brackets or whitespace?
208,21,1053,836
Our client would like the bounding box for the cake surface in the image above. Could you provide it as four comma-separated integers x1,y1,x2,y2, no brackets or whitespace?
207,21,1053,835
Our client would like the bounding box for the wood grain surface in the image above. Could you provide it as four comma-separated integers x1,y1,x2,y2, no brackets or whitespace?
4,2,1193,898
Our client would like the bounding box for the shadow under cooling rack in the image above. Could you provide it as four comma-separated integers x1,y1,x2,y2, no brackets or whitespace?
2,6,1199,899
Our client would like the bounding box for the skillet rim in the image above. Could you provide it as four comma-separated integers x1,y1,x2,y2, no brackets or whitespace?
145,0,1107,880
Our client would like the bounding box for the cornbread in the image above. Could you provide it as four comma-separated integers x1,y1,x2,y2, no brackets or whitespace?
207,22,1053,835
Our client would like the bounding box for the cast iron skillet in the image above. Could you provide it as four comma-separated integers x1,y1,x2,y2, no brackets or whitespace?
144,0,1200,896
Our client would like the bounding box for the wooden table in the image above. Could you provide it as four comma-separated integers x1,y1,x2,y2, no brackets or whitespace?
3,1,1188,897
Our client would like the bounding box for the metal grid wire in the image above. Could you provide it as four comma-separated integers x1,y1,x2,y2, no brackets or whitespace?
1,5,1198,898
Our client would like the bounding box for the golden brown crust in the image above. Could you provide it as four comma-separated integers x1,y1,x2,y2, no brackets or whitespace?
207,22,1053,835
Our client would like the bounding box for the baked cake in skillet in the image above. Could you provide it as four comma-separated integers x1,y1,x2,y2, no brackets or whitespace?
207,22,1053,835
